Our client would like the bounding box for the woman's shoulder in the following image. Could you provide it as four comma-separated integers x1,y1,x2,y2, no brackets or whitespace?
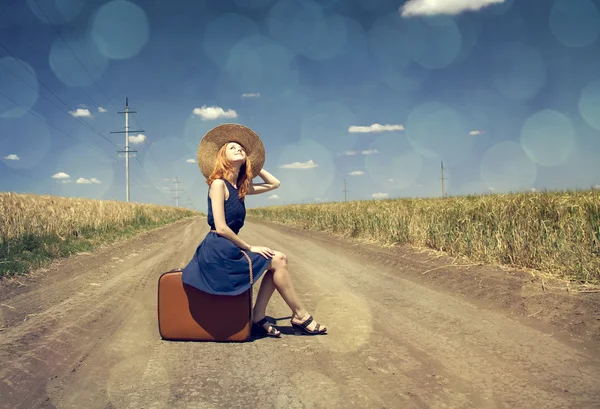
209,179,227,196
211,178,233,186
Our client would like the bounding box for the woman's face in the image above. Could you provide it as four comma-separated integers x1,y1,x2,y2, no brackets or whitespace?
225,142,246,165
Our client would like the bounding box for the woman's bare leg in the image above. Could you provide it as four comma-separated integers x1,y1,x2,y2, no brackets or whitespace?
253,270,276,316
267,251,326,332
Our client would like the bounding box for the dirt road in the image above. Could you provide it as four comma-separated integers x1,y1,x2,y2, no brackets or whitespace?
1,216,599,408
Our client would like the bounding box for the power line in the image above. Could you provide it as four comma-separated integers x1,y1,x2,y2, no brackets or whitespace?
29,0,106,110
0,89,107,158
0,11,172,205
130,114,170,183
0,45,118,148
55,32,121,113
1,5,177,206
0,89,153,196
129,107,189,208
3,4,121,113
0,44,169,204
1,9,48,55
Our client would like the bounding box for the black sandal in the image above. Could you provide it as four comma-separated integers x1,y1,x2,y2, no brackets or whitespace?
291,315,327,335
253,317,281,338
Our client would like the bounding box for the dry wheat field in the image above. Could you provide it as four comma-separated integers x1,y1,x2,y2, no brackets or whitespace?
0,192,200,278
248,189,600,284
1,189,599,284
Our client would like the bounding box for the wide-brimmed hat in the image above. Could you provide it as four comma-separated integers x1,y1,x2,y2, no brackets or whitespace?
197,123,265,179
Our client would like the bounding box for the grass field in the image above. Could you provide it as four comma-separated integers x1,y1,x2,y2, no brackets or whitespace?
0,192,202,279
247,189,600,285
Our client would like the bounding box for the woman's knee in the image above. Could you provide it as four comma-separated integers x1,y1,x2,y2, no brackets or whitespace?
270,250,287,269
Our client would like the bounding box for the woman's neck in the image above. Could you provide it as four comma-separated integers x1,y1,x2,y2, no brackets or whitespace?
228,173,238,187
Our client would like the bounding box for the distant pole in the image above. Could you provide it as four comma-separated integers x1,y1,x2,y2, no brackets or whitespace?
171,177,183,207
343,178,350,202
440,161,448,198
111,97,143,203
125,100,131,202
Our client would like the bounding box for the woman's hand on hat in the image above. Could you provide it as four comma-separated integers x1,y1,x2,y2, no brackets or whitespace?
250,246,275,259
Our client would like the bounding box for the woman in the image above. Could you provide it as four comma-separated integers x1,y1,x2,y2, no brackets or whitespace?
182,123,327,338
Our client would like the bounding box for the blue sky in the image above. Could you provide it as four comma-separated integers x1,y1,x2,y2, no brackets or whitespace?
1,0,600,212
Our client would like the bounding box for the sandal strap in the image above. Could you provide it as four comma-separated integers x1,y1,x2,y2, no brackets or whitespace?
297,315,313,328
255,317,270,327
254,317,280,335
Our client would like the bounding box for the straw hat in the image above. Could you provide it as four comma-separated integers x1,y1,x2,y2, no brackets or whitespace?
197,123,265,179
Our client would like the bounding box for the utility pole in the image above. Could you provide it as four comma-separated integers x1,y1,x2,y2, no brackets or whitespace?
343,178,350,202
171,177,183,207
440,161,448,198
111,97,143,203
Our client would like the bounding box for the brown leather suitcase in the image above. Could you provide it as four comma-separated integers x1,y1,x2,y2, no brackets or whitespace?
157,269,253,342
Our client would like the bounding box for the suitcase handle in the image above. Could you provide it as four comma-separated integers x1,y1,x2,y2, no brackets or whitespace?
240,250,254,285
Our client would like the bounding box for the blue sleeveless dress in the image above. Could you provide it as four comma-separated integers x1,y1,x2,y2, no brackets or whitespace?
181,178,272,295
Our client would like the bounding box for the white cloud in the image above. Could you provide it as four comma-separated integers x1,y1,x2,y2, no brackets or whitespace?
388,178,394,182
193,105,238,120
315,197,328,202
69,108,93,118
400,0,505,17
343,151,357,156
372,192,389,199
186,159,196,163
469,129,485,136
128,133,146,144
280,160,318,169
241,93,261,98
53,173,99,185
74,177,101,184
268,194,280,200
350,171,364,176
3,154,19,160
361,149,378,155
52,172,70,179
98,106,108,113
349,123,404,133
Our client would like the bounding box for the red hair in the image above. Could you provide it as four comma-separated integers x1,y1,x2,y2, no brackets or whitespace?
206,142,253,200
